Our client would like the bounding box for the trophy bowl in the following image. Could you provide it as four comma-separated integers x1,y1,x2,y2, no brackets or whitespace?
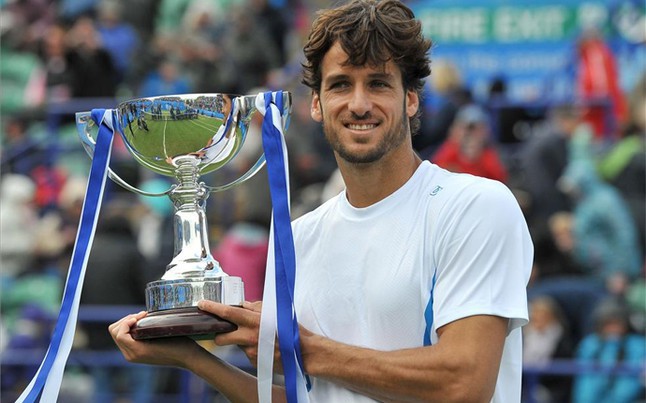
76,92,291,339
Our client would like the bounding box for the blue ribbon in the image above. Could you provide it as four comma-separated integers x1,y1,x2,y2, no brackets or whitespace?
260,92,309,402
18,109,113,402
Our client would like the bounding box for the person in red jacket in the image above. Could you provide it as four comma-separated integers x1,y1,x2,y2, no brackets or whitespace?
431,104,509,183
576,29,628,139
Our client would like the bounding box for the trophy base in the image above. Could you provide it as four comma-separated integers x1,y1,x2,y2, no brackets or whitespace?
131,307,237,340
133,276,244,340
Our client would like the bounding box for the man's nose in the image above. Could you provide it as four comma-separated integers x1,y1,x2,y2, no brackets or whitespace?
348,87,372,117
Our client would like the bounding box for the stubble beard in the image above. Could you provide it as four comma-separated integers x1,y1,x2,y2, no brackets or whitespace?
323,104,410,164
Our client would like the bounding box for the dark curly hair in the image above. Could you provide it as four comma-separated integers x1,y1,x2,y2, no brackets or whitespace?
302,0,432,134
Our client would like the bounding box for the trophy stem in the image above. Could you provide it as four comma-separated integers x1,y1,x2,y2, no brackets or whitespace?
163,156,224,280
133,156,243,340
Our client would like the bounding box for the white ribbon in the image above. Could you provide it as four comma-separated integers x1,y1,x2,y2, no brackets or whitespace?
255,92,310,403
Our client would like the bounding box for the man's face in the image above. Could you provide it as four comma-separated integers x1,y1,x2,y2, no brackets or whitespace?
310,42,419,164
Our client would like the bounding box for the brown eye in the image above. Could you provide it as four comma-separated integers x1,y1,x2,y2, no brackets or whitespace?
329,81,349,90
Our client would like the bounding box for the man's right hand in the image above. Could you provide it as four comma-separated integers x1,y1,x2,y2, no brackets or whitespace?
108,311,203,368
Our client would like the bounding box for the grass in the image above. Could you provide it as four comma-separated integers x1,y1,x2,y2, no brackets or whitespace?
119,111,244,176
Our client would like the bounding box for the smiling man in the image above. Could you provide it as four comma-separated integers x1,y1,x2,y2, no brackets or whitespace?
313,49,414,166
110,1,533,402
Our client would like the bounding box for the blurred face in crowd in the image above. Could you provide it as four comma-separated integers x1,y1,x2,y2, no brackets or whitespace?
160,61,179,82
44,24,66,57
5,119,26,142
449,120,489,161
600,318,627,339
551,106,582,137
69,17,100,50
310,42,419,164
549,212,575,253
529,299,558,332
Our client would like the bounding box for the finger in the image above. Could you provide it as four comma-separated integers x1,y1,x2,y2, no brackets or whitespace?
241,345,259,366
198,300,259,327
108,314,134,334
108,311,146,333
242,301,263,312
112,317,136,341
109,311,146,337
213,322,259,345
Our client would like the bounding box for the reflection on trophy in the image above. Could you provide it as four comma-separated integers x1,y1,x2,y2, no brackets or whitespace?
76,92,291,339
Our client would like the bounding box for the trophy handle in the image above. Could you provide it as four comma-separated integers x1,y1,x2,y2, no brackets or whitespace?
204,91,290,193
75,112,173,198
204,154,266,193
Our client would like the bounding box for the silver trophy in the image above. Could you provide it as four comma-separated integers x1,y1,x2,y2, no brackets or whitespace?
76,92,291,339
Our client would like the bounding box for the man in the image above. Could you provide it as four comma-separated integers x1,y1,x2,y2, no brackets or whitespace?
520,104,580,225
431,103,509,183
110,1,533,401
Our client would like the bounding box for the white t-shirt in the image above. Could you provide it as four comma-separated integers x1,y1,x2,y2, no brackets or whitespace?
292,161,533,402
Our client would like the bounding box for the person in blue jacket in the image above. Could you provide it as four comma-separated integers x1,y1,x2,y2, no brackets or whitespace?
573,299,646,403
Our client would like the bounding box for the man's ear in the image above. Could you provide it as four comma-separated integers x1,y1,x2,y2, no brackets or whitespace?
311,92,323,122
406,89,419,118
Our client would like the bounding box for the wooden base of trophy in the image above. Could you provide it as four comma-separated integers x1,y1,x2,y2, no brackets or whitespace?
131,307,237,340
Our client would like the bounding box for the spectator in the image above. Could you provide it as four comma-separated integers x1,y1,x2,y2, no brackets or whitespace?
155,0,234,38
138,58,191,97
0,115,45,177
64,16,120,98
249,0,289,65
80,199,157,403
38,22,75,103
0,175,38,283
572,298,646,403
414,59,472,158
36,176,88,268
0,16,47,113
111,0,159,43
213,222,269,302
597,73,646,257
134,178,175,277
576,28,628,138
173,8,226,93
95,0,140,81
215,5,281,94
2,0,57,52
559,125,643,294
520,104,580,225
431,104,509,183
524,297,574,365
528,212,586,284
523,296,574,403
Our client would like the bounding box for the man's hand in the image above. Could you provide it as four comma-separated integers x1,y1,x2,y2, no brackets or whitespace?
109,311,203,368
198,300,285,372
110,307,289,402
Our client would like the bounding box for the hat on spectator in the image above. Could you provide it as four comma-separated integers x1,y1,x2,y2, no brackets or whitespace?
455,104,489,126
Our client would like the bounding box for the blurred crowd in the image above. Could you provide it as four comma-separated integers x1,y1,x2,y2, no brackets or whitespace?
1,0,645,402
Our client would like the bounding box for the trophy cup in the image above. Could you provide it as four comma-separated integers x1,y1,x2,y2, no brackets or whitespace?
76,92,291,340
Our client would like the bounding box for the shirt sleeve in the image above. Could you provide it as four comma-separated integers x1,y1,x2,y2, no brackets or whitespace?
431,178,533,336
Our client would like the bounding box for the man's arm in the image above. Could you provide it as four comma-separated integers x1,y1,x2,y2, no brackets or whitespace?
207,301,509,403
109,311,287,403
301,314,508,403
